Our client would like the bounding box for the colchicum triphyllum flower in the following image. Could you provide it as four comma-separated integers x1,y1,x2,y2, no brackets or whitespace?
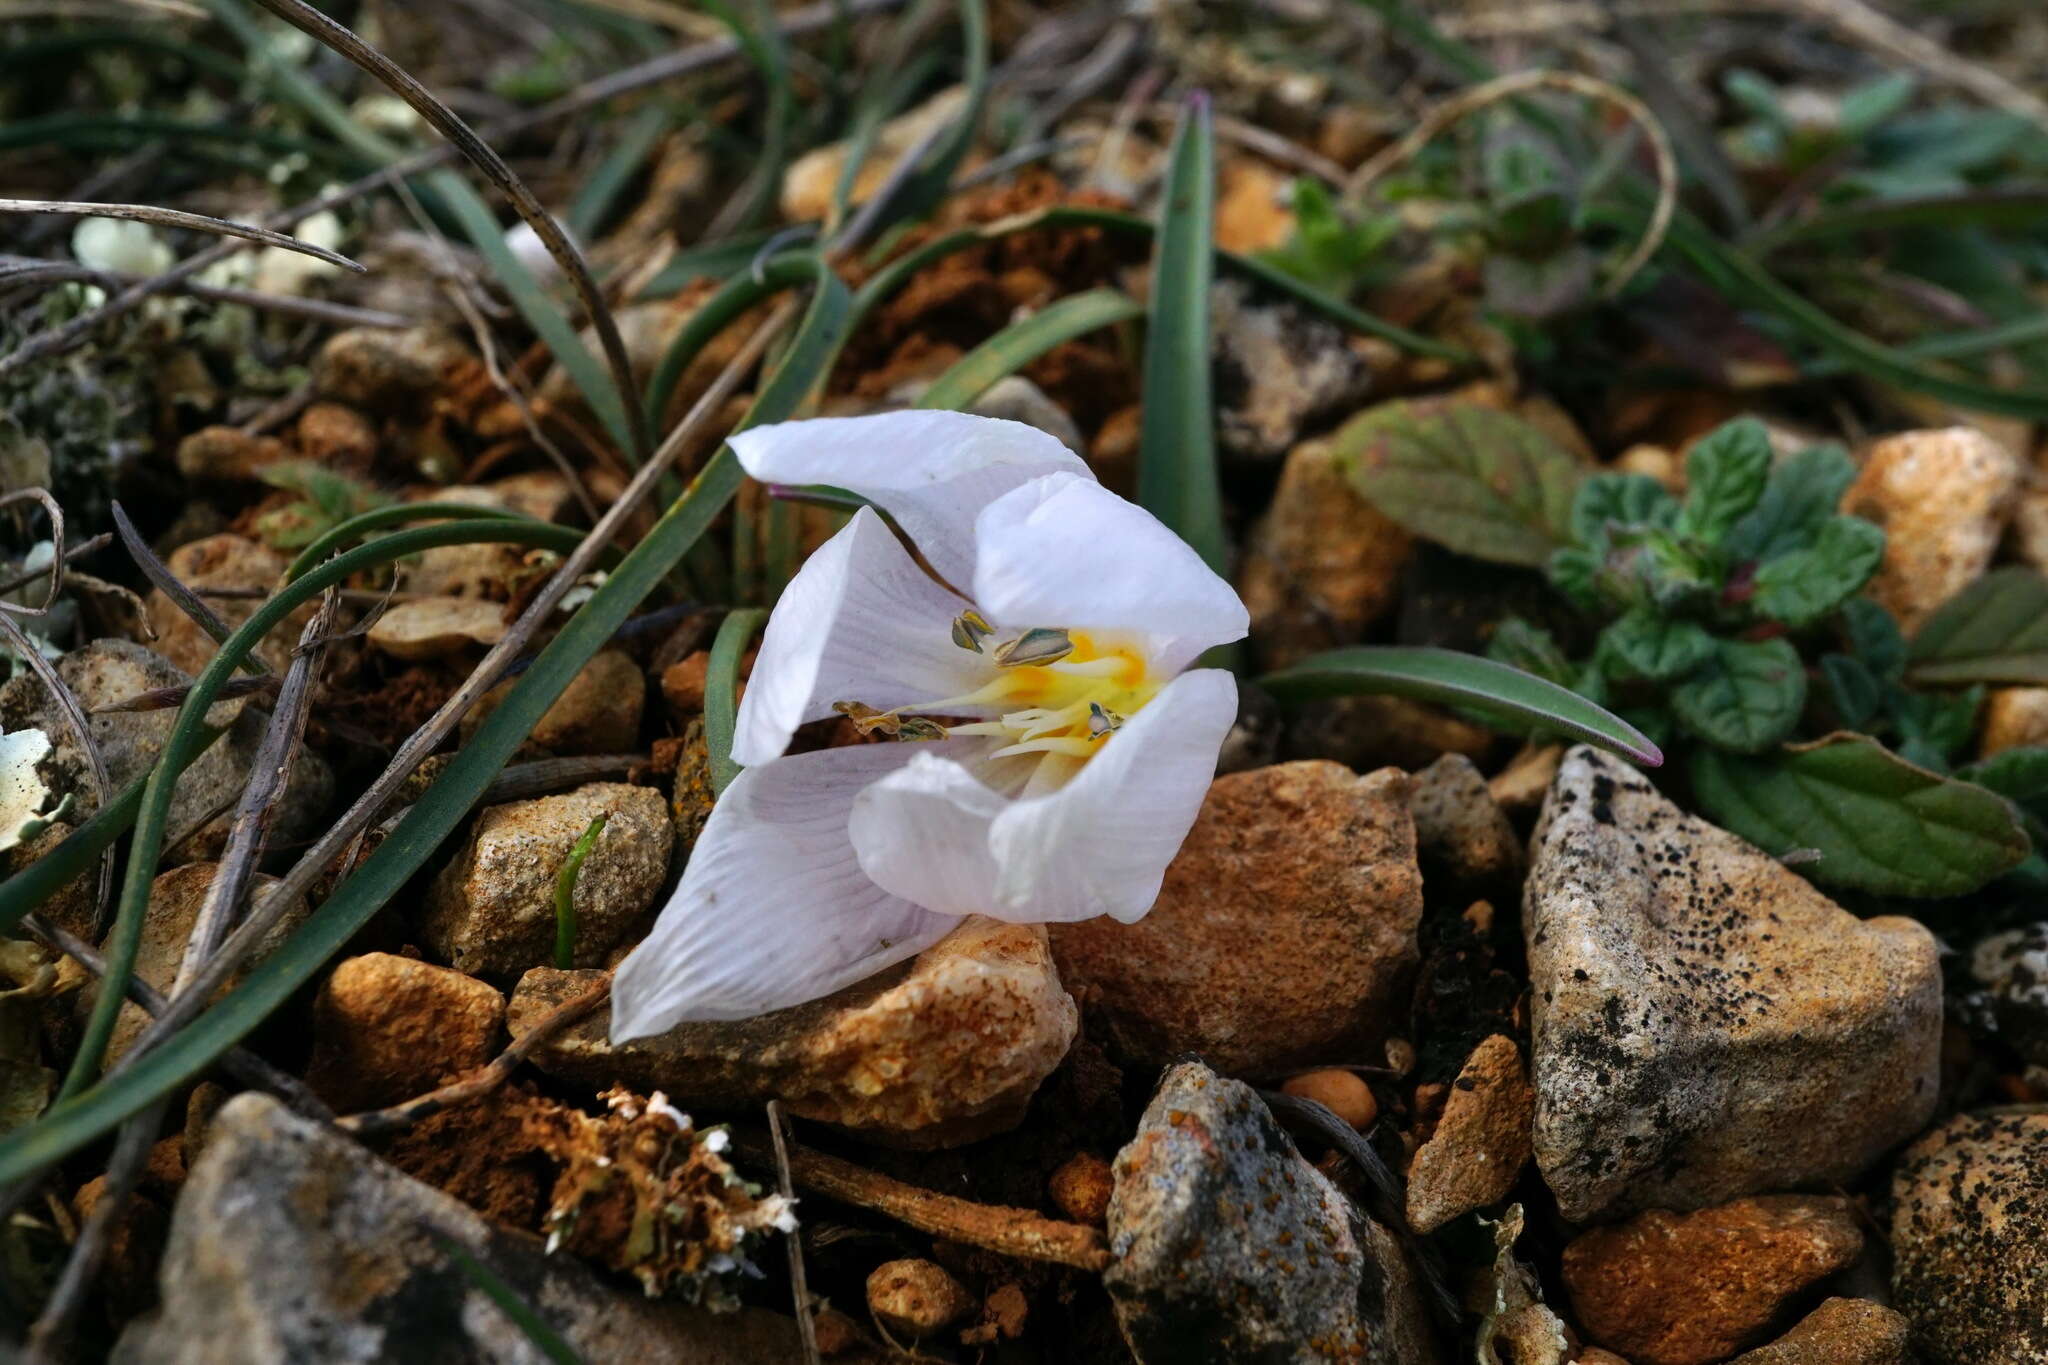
612,411,1248,1038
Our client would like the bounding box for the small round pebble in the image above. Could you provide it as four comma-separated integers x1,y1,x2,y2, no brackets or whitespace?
1282,1069,1379,1130
1048,1152,1114,1226
865,1259,973,1339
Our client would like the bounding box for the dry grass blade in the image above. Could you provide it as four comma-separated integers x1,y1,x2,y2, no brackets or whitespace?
0,534,108,598
0,610,116,937
238,0,652,463
1344,68,1678,299
767,1100,822,1365
0,198,365,272
0,489,66,618
0,258,408,327
110,502,276,678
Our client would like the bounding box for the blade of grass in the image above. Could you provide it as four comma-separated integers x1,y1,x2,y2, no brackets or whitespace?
1261,645,1664,767
702,0,794,235
0,267,852,1189
916,287,1142,411
440,1240,587,1365
1138,95,1227,577
1745,188,2048,255
706,607,768,794
282,502,533,583
633,229,781,299
565,104,674,242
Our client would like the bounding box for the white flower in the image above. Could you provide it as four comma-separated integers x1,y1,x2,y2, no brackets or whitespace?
71,219,172,277
612,412,1247,1038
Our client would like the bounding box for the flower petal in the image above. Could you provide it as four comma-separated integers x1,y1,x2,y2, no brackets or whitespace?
731,506,989,767
610,744,958,1036
986,668,1237,923
971,473,1248,672
729,412,1091,592
847,746,1007,918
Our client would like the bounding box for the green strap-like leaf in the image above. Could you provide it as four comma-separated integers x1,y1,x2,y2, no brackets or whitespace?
917,288,1142,412
1908,567,2048,685
1138,96,1228,578
1260,645,1662,766
0,268,854,1187
1692,733,2029,896
282,501,535,583
705,607,768,795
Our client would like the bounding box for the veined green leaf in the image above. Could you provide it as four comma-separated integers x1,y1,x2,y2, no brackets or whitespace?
1675,418,1770,545
1751,517,1885,627
0,267,854,1188
1723,444,1856,562
1261,645,1661,766
1601,611,1715,682
1670,636,1805,752
1908,567,2048,685
918,288,1141,413
1333,401,1585,567
1692,733,2029,896
1138,96,1227,578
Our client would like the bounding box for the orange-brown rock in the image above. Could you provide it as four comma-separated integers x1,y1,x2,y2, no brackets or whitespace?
509,917,1076,1148
1843,426,2021,629
1562,1196,1865,1365
305,953,506,1111
1048,1152,1115,1226
143,534,307,676
293,401,377,472
175,426,286,483
660,650,710,716
1405,1034,1533,1232
1726,1297,1911,1364
1980,687,2048,758
866,1259,974,1338
1280,1068,1379,1131
1051,762,1422,1076
1238,434,1412,669
461,647,645,755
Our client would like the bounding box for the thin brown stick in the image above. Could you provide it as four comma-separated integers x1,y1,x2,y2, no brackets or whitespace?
767,1101,822,1365
0,534,108,598
110,502,277,677
1343,68,1678,299
0,199,364,273
0,610,116,937
731,1134,1113,1272
337,976,611,1138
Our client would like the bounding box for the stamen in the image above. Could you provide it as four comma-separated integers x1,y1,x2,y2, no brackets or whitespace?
989,736,1098,760
992,628,1074,668
1087,702,1122,739
833,701,945,741
950,609,994,653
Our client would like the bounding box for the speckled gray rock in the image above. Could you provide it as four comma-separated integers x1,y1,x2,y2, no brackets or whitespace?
422,783,671,979
0,638,331,861
1106,1061,1441,1365
1726,1298,1913,1365
1211,276,1375,464
1966,923,2048,1065
1525,746,1941,1222
509,917,1075,1149
1408,753,1523,896
1890,1107,2048,1364
112,1092,803,1365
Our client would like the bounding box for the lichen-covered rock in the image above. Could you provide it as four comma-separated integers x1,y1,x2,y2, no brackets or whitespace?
1843,426,2021,629
1562,1196,1865,1365
1966,923,2048,1066
82,863,308,1071
1105,1061,1440,1365
1726,1298,1913,1365
0,638,330,863
1051,762,1422,1076
1406,1034,1533,1234
1890,1107,2048,1364
305,954,506,1111
509,917,1075,1148
422,783,671,979
1211,276,1376,464
866,1259,974,1339
1525,746,1941,1221
112,1092,804,1364
460,648,645,755
1408,752,1523,895
142,534,313,678
1237,434,1412,669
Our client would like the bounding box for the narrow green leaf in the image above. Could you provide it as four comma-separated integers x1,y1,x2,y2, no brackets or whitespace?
1670,636,1805,752
552,813,608,971
1751,516,1885,627
566,104,672,241
1908,567,2048,685
441,1239,587,1365
282,502,534,583
1692,733,2029,896
646,254,822,427
633,230,782,301
705,607,768,795
1138,95,1227,577
1261,645,1662,766
918,289,1141,413
1334,401,1585,567
0,268,854,1188
1747,188,2048,255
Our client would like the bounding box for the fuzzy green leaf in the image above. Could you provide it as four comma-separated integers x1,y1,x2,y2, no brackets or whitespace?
1842,597,1907,681
1691,733,2029,896
1956,746,2048,806
1601,611,1716,682
1908,567,2048,685
1820,654,1882,731
1570,473,1675,549
1261,645,1661,766
1751,516,1885,626
1723,444,1857,562
1670,636,1806,752
1485,617,1573,687
1336,402,1585,567
1675,418,1771,544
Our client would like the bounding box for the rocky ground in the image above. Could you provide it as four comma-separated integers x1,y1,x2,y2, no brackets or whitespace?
5,1,2048,1362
